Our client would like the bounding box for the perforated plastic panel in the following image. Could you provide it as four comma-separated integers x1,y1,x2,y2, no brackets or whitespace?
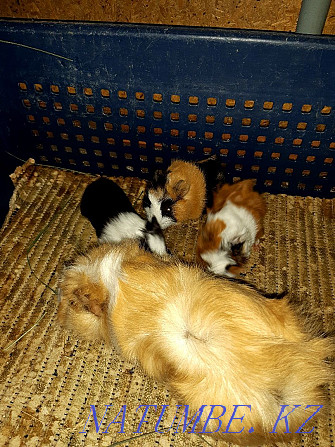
0,19,334,200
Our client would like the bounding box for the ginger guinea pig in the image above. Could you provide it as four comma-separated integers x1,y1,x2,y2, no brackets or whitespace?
58,241,332,446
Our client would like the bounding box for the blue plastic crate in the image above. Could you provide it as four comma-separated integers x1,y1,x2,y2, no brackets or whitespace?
0,19,334,219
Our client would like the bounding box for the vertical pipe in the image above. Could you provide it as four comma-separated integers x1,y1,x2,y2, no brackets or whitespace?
296,0,332,34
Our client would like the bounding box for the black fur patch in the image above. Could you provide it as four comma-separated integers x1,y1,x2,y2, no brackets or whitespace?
80,177,136,237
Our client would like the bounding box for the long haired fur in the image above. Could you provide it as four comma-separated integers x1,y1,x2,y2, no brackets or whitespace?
80,177,167,255
58,241,333,446
144,158,225,228
197,179,266,277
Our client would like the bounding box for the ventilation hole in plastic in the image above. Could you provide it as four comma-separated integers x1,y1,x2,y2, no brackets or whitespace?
293,138,302,147
118,90,127,99
50,84,59,94
101,89,110,98
289,153,298,161
263,101,273,110
153,93,162,102
206,115,215,124
153,111,162,120
189,96,198,105
119,108,128,116
242,118,251,126
282,103,293,112
19,82,27,91
297,122,307,130
136,92,145,100
278,120,288,129
301,104,312,113
70,103,78,112
207,97,217,106
67,86,76,95
226,99,235,108
84,87,93,96
321,106,331,115
260,119,270,128
244,100,254,109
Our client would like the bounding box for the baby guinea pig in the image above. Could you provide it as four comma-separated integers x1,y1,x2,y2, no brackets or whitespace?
80,177,168,256
58,240,333,446
197,179,266,277
143,157,225,229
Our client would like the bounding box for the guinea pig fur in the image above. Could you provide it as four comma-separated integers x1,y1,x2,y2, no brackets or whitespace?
144,158,225,228
197,179,266,277
58,241,333,446
80,177,167,256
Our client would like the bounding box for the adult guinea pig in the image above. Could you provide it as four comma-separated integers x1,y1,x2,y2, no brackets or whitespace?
80,177,168,255
197,179,266,277
58,241,333,446
143,157,225,229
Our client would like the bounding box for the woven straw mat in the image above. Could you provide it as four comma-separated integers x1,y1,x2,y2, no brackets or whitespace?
0,163,334,447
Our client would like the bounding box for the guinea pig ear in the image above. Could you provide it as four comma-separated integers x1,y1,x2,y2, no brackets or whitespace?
172,179,190,199
73,285,106,317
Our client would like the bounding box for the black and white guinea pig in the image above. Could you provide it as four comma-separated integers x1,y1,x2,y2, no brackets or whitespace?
80,177,168,256
143,157,225,229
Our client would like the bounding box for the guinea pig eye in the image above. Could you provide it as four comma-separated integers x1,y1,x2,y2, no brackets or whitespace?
161,199,174,218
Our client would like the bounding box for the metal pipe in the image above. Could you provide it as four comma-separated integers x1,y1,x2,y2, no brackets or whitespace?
296,0,332,35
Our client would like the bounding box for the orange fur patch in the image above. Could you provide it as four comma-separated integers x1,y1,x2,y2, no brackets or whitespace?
166,160,206,221
196,219,226,262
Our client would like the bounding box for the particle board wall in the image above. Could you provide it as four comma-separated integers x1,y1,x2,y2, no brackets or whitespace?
1,0,335,34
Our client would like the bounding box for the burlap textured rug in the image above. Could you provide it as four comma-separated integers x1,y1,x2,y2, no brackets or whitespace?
0,162,334,447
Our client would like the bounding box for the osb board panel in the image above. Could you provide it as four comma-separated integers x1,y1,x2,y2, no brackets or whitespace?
0,163,334,447
1,0,335,34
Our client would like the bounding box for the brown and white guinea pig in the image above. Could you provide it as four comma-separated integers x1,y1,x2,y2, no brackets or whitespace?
58,241,333,446
80,177,168,256
197,179,266,277
143,157,225,229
